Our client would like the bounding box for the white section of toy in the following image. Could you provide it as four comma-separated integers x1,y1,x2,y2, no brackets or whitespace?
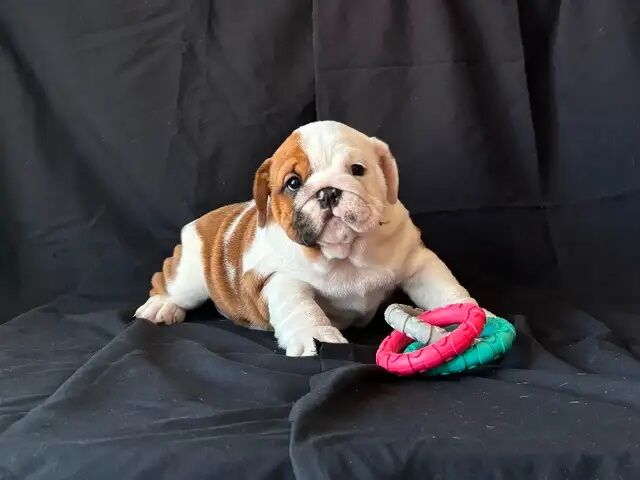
384,304,449,345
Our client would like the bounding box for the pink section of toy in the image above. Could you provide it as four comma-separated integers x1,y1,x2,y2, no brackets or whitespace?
375,303,486,376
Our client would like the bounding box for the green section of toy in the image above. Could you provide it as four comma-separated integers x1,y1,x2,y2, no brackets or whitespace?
403,315,516,376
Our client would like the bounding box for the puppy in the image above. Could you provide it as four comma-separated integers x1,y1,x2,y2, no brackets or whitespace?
135,121,477,356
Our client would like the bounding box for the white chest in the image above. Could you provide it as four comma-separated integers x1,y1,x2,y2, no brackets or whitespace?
302,260,398,328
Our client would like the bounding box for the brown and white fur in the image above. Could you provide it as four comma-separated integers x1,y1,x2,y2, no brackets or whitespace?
135,121,477,356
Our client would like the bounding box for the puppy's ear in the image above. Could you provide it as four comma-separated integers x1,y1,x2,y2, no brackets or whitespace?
370,137,399,204
253,158,272,227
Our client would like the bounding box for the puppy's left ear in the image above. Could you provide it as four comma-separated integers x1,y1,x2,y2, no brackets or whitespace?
253,158,272,227
370,137,399,204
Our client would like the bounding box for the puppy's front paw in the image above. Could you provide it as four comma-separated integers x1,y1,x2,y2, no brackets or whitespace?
135,295,186,325
283,325,348,357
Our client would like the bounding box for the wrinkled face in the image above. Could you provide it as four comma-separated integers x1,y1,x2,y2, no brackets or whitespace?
254,121,399,259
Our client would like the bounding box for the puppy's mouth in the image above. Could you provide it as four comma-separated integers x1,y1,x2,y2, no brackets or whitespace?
292,191,381,248
317,216,356,246
291,210,353,247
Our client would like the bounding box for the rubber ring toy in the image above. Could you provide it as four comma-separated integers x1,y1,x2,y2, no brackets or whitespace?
376,303,487,376
405,315,516,376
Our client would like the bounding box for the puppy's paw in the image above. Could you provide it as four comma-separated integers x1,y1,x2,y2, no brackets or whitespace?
282,325,348,357
135,295,186,325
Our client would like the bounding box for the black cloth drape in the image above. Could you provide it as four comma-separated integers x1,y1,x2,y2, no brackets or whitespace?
1,1,640,479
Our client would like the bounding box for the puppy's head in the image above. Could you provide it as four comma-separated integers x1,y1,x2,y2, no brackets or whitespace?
253,121,398,258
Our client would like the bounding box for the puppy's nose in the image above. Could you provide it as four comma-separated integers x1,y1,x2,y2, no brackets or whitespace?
316,187,342,209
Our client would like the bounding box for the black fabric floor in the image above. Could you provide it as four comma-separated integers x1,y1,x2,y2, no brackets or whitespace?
2,1,640,479
2,293,640,479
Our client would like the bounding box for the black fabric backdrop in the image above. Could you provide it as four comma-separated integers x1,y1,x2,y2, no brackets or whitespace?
1,1,640,479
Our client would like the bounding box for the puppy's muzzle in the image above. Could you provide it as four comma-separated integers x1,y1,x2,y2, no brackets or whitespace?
316,187,341,209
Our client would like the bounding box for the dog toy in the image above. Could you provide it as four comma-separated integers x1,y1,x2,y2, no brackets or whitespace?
376,303,515,376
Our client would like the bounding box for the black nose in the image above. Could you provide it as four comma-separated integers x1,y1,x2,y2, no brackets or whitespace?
316,187,342,209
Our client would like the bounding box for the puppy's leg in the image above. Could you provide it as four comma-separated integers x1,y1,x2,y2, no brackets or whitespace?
263,274,348,357
135,222,209,325
401,247,477,311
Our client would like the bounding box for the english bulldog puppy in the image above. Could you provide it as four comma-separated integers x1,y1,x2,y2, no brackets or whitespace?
135,121,477,356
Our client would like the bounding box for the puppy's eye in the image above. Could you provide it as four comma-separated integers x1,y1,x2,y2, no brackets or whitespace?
285,175,302,192
351,164,366,176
